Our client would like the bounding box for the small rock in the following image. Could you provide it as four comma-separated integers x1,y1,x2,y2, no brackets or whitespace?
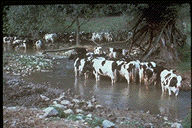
40,94,50,101
86,113,92,118
55,92,65,101
146,110,150,114
43,107,59,117
74,104,80,109
64,109,74,115
163,116,168,121
144,123,154,128
76,109,84,114
52,104,67,110
87,101,94,111
72,99,80,104
53,101,58,105
61,100,71,106
76,115,84,120
96,104,103,109
102,120,115,128
171,122,183,128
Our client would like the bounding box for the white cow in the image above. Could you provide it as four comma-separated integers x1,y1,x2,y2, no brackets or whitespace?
44,33,57,43
160,69,182,96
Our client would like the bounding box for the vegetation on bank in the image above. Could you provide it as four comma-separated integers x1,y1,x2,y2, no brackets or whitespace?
182,109,191,128
3,53,53,76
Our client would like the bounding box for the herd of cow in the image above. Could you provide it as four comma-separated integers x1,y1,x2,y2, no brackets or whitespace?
3,32,183,97
3,31,128,52
69,46,183,97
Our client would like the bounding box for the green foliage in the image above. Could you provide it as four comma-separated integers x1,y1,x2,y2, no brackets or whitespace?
177,44,191,72
4,5,68,38
86,116,104,128
51,106,67,118
182,109,191,128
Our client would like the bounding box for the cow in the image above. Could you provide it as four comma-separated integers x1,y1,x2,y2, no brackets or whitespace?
14,42,27,52
91,32,103,43
160,69,182,96
103,32,113,42
68,47,88,60
108,48,123,58
82,56,119,85
73,54,94,79
93,46,105,55
44,33,57,43
12,39,27,51
116,60,131,84
35,40,43,51
108,48,130,59
3,36,14,44
138,61,157,85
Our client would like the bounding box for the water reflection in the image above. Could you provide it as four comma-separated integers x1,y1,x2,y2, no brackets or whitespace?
159,94,178,118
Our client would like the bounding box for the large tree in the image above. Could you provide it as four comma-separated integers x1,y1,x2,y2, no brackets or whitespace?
125,3,187,64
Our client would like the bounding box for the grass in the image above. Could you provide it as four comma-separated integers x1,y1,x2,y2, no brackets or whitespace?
64,15,130,33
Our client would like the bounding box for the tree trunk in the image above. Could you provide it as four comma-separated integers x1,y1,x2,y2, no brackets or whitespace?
76,17,80,46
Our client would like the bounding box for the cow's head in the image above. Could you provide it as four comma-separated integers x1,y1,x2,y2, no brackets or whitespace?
170,75,182,96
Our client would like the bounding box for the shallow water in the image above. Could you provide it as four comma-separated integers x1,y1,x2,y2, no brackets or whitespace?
23,58,191,120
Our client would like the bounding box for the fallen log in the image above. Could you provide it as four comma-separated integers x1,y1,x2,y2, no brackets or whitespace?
42,45,88,54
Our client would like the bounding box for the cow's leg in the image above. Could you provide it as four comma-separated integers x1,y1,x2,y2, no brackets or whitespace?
93,71,100,81
84,73,88,80
168,88,172,96
111,79,115,86
74,67,78,77
125,74,130,85
144,77,148,85
161,82,165,94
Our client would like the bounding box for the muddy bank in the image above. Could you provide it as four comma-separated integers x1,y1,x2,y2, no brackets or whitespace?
3,72,187,128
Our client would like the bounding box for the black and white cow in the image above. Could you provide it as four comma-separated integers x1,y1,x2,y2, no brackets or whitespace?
94,46,104,55
35,40,43,51
3,36,14,44
68,47,88,60
138,61,157,85
160,69,182,96
108,48,130,59
91,57,118,85
12,39,27,52
81,56,119,85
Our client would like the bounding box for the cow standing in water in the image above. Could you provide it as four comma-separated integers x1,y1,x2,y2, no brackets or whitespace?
85,57,118,85
35,40,43,51
160,69,182,96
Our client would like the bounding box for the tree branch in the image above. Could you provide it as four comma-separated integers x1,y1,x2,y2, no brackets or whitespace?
142,20,171,61
42,45,87,54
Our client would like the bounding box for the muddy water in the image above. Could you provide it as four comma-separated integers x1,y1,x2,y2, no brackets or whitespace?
24,58,191,120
